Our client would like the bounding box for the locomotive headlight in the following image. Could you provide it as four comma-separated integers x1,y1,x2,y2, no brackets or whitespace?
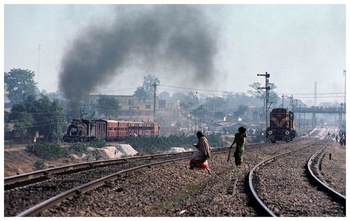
268,130,273,135
285,131,290,135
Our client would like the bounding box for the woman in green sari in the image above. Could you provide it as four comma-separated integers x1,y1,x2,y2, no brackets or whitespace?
229,126,247,166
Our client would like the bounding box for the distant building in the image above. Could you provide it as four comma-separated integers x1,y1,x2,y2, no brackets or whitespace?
83,94,155,122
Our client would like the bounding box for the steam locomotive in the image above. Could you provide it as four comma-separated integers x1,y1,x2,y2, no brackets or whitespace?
267,108,296,143
63,119,160,142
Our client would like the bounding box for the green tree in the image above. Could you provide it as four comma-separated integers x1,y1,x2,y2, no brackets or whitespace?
134,75,160,101
8,95,64,142
96,95,121,119
4,69,38,106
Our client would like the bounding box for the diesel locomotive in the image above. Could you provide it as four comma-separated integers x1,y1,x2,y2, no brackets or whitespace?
267,108,296,143
63,119,160,142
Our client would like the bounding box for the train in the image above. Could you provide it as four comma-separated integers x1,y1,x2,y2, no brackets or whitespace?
267,108,296,143
63,119,160,142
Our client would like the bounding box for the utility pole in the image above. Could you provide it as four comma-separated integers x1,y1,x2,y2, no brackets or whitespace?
257,72,270,142
37,44,41,87
344,70,346,106
152,82,158,122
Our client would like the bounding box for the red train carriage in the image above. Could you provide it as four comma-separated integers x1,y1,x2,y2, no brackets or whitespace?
267,108,296,143
63,119,160,142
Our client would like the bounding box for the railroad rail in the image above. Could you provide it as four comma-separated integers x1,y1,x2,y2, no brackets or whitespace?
6,147,228,217
5,149,211,187
6,137,340,217
248,143,309,216
248,139,345,217
306,143,346,207
16,157,191,217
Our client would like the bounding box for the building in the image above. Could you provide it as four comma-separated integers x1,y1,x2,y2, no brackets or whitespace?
83,94,155,122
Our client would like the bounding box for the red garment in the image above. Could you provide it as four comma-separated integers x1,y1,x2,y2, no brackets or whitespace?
189,159,210,170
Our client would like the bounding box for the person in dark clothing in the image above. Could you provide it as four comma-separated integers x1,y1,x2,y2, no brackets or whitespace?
228,126,247,166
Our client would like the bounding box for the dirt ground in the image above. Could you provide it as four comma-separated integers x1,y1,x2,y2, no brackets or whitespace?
4,144,73,177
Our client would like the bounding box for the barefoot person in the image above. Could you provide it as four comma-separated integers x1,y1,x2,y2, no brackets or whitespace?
190,131,212,174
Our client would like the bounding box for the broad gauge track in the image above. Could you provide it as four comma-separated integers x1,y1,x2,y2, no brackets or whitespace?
5,148,223,217
249,139,345,217
5,137,343,217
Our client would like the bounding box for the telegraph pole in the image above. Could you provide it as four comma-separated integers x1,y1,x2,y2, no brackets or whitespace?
152,82,158,122
257,72,270,142
37,44,41,87
344,70,346,106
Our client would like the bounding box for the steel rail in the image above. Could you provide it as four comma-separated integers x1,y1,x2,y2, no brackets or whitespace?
306,142,346,207
4,146,231,187
15,147,231,217
248,142,314,217
16,156,193,217
4,150,199,186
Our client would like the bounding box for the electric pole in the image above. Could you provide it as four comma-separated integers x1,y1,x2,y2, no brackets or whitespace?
257,72,271,142
153,82,158,122
344,70,346,106
38,44,41,87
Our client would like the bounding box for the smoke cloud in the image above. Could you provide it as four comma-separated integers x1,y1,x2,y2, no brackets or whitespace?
59,5,218,110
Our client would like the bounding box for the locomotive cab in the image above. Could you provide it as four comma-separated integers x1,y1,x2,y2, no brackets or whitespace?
63,119,95,142
267,108,296,143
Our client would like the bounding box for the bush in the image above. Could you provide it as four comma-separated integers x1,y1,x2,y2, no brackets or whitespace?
34,160,45,170
125,133,223,153
89,139,106,148
27,142,68,160
68,143,88,154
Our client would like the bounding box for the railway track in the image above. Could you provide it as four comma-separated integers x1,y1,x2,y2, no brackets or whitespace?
306,143,346,206
5,135,344,217
249,139,345,217
5,149,224,217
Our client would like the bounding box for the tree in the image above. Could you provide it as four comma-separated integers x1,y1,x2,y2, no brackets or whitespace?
191,104,208,128
204,96,226,110
134,75,160,101
159,91,171,100
7,95,64,142
96,95,121,119
4,68,38,107
248,82,279,108
236,105,249,116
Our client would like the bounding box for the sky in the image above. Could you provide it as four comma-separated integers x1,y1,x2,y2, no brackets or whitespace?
2,1,348,106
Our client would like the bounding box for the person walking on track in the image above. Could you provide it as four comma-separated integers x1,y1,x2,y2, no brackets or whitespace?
228,126,247,166
190,131,212,174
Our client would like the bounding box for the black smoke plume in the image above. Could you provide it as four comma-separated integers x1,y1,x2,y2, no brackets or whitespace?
59,5,217,112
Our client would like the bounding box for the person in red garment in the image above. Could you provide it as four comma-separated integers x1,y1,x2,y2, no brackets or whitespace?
190,131,212,174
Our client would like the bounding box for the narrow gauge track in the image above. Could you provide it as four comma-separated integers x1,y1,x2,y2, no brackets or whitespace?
18,139,315,217
4,148,223,217
249,139,345,217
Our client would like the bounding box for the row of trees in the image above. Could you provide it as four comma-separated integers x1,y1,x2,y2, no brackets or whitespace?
4,68,291,143
4,69,124,143
4,68,165,143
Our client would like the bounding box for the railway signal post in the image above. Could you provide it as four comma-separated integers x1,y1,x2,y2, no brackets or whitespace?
257,72,271,142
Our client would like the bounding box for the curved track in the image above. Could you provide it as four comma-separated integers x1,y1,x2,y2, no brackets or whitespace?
248,139,345,216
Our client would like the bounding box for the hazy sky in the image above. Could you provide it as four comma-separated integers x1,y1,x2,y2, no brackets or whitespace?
3,1,347,106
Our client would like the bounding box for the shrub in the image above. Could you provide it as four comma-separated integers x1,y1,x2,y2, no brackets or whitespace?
27,142,68,160
89,139,106,148
69,143,88,154
125,134,223,153
34,160,45,170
